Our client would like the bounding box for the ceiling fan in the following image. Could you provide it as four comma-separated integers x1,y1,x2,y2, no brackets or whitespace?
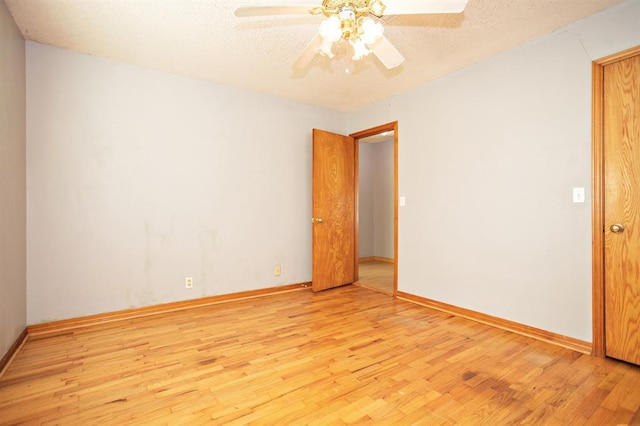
235,0,468,70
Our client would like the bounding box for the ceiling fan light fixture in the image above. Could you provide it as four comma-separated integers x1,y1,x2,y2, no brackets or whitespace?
338,6,356,39
318,38,336,58
316,7,385,63
350,38,370,60
319,15,342,40
360,17,383,45
318,15,342,57
337,5,356,21
348,16,383,60
368,0,386,17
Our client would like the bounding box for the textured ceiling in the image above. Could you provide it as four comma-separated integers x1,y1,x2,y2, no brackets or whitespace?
5,0,626,111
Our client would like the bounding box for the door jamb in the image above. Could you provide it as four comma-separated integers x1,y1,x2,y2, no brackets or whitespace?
350,121,399,296
592,46,640,358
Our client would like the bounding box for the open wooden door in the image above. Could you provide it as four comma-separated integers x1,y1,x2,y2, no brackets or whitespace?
603,52,640,366
312,129,356,292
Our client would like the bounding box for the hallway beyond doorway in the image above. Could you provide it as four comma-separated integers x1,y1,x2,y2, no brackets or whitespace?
356,259,393,295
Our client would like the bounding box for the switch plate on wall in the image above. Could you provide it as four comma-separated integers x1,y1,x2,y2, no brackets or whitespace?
572,187,585,203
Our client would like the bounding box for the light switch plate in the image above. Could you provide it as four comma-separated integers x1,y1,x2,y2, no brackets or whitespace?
400,196,406,207
572,187,585,203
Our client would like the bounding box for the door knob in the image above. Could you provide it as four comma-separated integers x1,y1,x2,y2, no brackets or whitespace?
610,223,625,234
311,217,324,224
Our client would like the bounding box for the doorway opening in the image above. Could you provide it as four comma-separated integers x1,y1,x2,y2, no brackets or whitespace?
351,122,398,296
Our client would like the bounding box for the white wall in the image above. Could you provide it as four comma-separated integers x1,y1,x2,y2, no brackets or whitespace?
0,2,26,358
358,143,375,257
21,0,640,339
349,0,640,342
372,139,394,259
359,140,394,259
26,42,347,324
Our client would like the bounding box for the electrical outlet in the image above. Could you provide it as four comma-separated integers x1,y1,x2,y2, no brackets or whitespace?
185,277,193,289
274,265,281,276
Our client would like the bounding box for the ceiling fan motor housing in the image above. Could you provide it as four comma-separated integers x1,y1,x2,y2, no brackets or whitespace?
322,0,385,16
321,0,387,18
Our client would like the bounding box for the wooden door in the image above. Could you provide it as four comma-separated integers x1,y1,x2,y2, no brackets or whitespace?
603,53,640,365
312,129,355,292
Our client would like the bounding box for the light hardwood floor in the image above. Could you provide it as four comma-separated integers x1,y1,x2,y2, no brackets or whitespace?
356,260,394,295
1,285,640,424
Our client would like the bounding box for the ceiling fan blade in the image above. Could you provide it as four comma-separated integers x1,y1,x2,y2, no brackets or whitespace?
293,33,323,70
370,36,404,69
234,5,315,17
383,0,468,15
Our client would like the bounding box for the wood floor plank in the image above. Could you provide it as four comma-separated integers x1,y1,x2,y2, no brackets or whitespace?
356,259,393,294
1,285,640,424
